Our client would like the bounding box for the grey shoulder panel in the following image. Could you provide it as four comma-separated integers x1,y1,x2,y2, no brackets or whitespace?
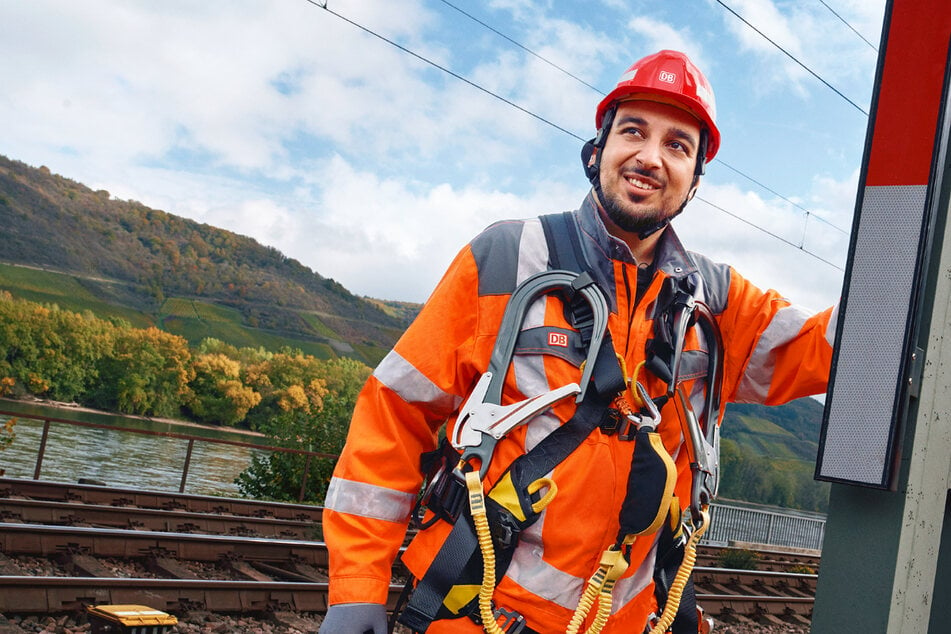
470,219,526,296
688,251,731,314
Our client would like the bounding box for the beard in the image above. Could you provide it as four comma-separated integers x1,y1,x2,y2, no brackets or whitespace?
600,187,671,235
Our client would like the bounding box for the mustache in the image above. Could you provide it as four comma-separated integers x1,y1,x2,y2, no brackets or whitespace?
622,166,663,185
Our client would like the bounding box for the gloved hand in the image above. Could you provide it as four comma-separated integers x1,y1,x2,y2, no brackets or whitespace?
318,602,388,634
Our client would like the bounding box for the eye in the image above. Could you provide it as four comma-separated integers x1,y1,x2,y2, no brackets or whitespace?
667,139,692,155
619,125,644,138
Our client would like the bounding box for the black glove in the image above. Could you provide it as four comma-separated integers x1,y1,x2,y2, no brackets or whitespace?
318,603,388,634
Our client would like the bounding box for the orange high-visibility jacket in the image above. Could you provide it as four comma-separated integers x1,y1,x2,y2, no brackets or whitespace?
324,193,835,633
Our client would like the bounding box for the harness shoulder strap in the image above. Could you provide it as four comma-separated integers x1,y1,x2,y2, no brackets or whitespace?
541,212,625,398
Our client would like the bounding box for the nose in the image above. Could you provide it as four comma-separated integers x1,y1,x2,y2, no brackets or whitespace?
635,138,663,170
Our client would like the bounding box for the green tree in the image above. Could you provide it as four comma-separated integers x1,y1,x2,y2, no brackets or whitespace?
91,326,193,417
235,352,371,503
185,352,261,426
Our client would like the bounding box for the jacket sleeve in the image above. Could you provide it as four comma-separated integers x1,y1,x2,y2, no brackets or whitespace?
322,244,483,605
719,267,837,405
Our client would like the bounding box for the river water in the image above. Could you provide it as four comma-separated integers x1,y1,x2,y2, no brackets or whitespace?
0,399,268,497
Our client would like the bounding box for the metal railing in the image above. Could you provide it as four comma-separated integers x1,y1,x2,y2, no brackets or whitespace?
0,408,335,502
703,501,826,551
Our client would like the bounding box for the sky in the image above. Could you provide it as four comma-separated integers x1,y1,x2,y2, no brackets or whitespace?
0,0,887,310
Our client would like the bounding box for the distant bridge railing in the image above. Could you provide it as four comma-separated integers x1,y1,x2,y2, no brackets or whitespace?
703,500,826,552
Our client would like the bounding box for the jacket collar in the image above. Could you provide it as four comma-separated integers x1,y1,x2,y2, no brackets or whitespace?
576,190,698,280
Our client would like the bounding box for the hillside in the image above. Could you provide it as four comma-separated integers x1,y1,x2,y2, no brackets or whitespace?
720,397,829,511
0,155,415,365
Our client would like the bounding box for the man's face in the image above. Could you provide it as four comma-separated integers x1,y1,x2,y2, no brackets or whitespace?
597,100,702,237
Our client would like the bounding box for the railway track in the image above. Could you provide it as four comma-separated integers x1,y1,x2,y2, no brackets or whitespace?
0,477,817,629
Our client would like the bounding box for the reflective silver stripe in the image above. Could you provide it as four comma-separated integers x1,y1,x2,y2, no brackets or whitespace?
516,217,549,285
611,540,658,613
505,518,585,609
826,303,839,347
324,477,415,523
505,522,657,613
736,304,813,403
373,350,461,416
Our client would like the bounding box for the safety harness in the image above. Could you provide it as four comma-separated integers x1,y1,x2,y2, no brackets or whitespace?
397,212,723,634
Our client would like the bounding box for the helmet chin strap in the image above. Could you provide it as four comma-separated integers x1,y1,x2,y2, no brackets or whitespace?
581,112,708,240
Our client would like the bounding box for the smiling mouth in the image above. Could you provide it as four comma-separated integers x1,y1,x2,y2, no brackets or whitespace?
625,175,659,191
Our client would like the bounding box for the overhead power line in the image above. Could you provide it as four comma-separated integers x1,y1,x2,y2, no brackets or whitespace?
696,195,843,270
308,0,585,142
312,1,847,271
817,0,879,52
437,0,603,94
713,0,869,116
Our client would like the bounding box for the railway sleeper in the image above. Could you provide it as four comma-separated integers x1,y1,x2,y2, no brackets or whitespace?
148,555,200,580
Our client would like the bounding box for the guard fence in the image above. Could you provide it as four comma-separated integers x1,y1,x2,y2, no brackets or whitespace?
703,500,826,552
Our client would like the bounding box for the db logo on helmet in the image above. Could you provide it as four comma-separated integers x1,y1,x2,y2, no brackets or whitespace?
658,70,677,84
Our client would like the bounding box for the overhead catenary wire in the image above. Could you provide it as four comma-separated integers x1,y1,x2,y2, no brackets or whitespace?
433,0,853,239
817,0,879,51
312,1,847,271
437,0,603,94
713,0,869,116
696,196,843,270
307,0,585,142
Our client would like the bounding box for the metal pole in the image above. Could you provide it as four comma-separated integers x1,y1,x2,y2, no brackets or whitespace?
299,454,312,502
33,419,51,480
179,439,194,493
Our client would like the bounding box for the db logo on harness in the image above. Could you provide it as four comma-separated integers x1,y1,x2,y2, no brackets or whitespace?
548,332,569,348
658,70,677,84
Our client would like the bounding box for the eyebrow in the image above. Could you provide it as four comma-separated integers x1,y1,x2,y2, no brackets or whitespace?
614,115,698,152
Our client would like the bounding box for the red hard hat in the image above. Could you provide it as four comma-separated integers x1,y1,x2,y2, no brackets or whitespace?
596,50,720,161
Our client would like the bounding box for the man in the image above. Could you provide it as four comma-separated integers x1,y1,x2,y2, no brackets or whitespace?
319,50,835,633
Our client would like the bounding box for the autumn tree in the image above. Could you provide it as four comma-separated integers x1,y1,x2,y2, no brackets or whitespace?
90,326,193,417
235,351,371,503
184,352,261,426
0,292,111,401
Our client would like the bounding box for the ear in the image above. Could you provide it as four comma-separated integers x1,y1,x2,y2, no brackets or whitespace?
581,140,600,182
587,146,599,168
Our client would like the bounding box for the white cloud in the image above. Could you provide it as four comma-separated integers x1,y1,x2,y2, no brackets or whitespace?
0,0,880,314
296,155,587,301
676,176,850,311
626,16,709,72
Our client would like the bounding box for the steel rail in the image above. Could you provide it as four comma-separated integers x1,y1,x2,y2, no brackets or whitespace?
0,576,405,613
0,523,330,565
0,497,316,540
0,476,324,521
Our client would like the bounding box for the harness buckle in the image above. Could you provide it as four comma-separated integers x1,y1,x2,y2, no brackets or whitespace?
492,607,527,634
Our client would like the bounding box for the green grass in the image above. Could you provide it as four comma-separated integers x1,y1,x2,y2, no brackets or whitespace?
724,413,818,461
192,300,243,323
159,297,196,318
351,342,387,367
161,313,336,359
0,264,155,328
299,312,340,339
